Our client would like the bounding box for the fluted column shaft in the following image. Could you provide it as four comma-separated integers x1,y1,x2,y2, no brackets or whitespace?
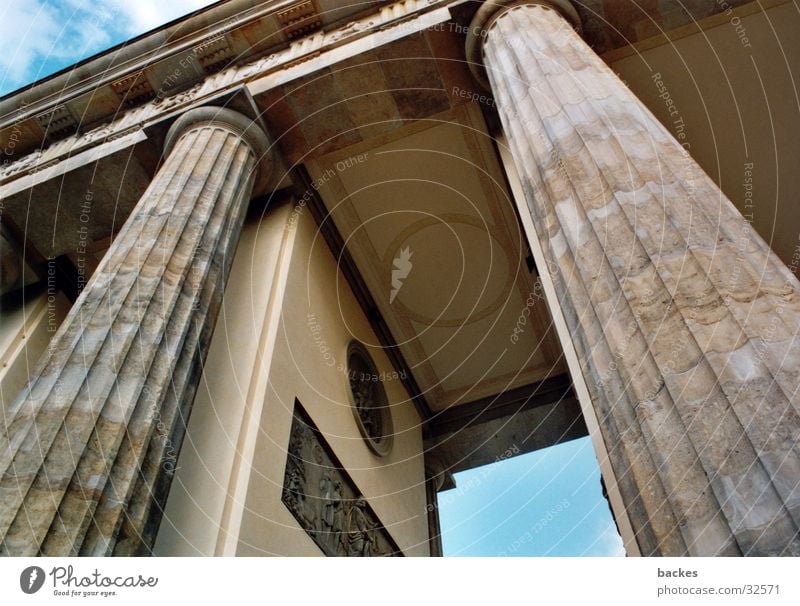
0,107,270,556
475,1,800,555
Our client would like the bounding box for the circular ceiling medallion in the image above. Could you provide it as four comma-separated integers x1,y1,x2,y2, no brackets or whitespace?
383,214,518,328
346,341,394,457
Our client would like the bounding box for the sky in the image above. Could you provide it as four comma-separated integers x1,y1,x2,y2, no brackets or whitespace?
0,1,626,558
0,0,219,96
438,436,626,557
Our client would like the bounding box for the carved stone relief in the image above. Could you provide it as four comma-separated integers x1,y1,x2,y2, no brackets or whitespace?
281,400,402,556
347,341,394,457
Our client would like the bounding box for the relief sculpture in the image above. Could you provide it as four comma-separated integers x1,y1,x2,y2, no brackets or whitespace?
281,400,402,556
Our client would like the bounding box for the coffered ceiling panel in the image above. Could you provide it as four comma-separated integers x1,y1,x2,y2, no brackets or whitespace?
308,103,565,411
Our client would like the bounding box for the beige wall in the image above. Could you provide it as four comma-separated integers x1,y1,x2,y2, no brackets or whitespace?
156,200,429,556
610,1,800,269
236,201,428,556
1,289,69,412
154,200,297,556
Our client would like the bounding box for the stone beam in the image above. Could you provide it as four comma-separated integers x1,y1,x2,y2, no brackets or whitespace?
0,0,451,165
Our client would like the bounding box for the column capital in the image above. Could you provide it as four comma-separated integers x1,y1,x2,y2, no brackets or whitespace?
465,0,582,90
165,106,274,194
424,455,449,492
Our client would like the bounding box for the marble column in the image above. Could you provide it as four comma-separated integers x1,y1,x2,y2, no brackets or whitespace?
0,107,271,556
468,1,800,555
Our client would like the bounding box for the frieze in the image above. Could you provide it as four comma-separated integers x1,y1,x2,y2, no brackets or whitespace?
0,0,446,184
281,399,402,556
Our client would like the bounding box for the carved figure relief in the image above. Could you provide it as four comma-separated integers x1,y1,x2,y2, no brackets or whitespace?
345,498,377,556
1,149,42,178
281,400,401,556
153,82,203,112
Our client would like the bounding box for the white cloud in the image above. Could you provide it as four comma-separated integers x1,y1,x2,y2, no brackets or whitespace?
0,0,216,94
0,1,68,87
593,518,626,557
103,0,217,34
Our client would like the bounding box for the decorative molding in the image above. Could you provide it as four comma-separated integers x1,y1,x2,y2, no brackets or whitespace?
0,0,448,185
110,72,156,106
32,105,77,141
192,35,236,73
276,1,322,40
465,0,581,90
282,399,403,556
346,340,394,457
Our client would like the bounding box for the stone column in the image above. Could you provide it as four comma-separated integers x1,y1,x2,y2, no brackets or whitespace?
468,1,800,555
424,462,446,557
0,107,271,556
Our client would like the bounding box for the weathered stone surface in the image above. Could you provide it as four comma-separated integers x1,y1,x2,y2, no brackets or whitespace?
0,0,450,171
476,2,800,555
0,107,270,556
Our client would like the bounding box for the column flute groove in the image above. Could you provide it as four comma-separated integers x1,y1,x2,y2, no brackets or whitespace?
468,0,800,555
0,127,210,481
515,10,800,535
510,20,797,531
41,131,252,555
0,107,271,556
489,8,696,555
0,129,236,551
98,135,255,557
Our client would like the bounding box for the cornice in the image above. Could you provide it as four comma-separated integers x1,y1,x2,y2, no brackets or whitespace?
0,1,389,124
0,0,456,188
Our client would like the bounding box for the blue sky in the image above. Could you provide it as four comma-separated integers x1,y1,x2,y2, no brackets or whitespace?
438,436,626,556
1,2,626,558
0,0,218,96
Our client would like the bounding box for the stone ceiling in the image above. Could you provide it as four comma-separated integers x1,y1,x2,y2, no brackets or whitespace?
450,0,757,55
308,103,565,411
254,28,475,166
